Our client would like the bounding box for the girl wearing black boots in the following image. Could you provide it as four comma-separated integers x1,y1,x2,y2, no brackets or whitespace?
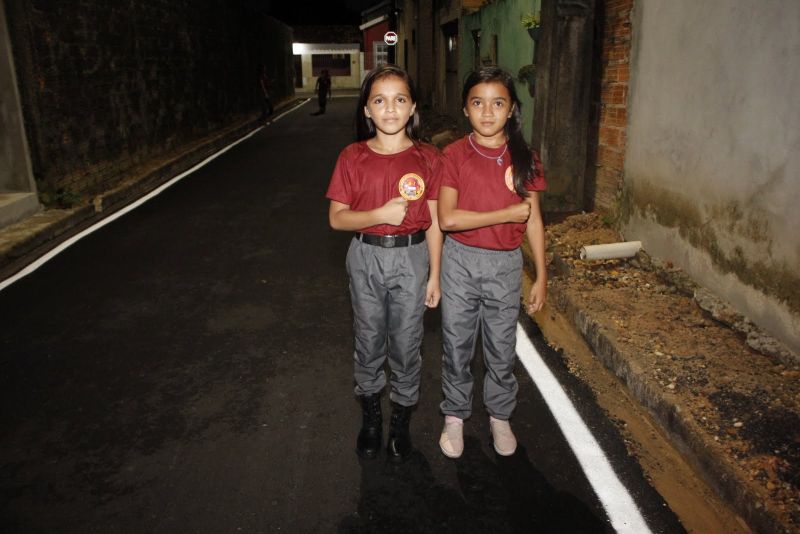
326,65,443,461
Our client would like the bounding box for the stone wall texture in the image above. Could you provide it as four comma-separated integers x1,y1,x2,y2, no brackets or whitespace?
4,1,293,198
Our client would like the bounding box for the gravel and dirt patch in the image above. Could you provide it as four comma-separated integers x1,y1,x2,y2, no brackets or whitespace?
536,212,799,533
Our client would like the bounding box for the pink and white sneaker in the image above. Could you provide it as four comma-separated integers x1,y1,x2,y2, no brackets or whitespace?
489,416,517,456
439,415,464,458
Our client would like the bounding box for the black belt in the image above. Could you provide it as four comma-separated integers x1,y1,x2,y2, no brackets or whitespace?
355,230,426,248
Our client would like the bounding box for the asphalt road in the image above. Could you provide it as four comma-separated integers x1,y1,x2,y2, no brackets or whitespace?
1,97,685,533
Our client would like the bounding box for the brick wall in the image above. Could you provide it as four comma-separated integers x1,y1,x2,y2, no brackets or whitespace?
4,1,293,199
592,0,633,214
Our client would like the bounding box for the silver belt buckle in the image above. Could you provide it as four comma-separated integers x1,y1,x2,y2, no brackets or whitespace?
381,235,396,248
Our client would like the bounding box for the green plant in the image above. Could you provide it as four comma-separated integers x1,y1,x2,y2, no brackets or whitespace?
521,12,541,29
40,188,82,209
601,213,618,227
518,64,537,96
517,64,536,83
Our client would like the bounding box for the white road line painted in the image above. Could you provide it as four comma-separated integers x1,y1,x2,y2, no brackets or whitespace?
0,98,311,293
516,322,653,534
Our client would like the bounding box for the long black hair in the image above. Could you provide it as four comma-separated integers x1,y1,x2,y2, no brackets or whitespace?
355,64,420,141
462,66,533,197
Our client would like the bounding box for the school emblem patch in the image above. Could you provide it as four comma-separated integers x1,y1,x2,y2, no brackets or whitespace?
504,166,515,192
398,173,425,201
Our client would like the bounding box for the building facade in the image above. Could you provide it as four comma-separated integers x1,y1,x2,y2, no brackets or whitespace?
291,25,362,92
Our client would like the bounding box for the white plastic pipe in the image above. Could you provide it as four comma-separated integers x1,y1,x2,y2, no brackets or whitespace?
579,241,642,260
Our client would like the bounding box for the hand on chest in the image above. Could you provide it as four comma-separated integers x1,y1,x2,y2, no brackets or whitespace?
359,158,429,202
459,159,519,206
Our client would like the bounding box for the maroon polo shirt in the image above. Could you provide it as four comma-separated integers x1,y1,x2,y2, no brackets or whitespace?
326,141,442,236
441,135,546,250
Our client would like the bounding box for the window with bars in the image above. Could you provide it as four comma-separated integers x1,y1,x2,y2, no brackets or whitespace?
373,42,389,68
311,54,351,76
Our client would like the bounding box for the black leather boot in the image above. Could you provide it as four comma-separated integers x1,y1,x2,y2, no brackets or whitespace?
386,402,413,462
356,394,382,458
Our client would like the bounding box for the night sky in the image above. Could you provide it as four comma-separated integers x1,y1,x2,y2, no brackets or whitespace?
252,0,381,26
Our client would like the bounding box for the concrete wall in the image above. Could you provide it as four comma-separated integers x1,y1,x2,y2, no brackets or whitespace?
4,1,293,200
461,0,542,142
0,0,34,193
396,0,417,85
0,0,39,228
393,0,436,107
622,0,800,353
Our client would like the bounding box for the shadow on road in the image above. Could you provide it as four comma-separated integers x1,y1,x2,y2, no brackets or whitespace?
338,436,609,533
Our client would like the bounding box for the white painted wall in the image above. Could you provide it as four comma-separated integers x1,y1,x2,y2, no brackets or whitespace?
294,46,361,91
622,0,800,353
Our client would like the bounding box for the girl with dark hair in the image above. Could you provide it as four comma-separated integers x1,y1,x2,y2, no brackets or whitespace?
326,65,443,462
437,66,547,459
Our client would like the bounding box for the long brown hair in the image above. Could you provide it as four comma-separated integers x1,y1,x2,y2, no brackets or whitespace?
462,67,533,197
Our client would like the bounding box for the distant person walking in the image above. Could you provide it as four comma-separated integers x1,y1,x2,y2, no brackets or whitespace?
259,65,274,122
312,69,332,115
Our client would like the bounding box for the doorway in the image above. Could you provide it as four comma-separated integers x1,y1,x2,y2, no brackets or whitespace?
293,55,303,88
442,20,460,118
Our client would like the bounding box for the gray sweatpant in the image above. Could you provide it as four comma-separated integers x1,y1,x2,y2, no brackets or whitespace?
346,237,429,406
440,237,521,420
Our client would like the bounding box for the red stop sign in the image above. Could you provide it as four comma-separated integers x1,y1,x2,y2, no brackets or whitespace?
384,31,398,46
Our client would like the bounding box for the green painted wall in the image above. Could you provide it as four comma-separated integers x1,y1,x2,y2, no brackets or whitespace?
460,0,541,142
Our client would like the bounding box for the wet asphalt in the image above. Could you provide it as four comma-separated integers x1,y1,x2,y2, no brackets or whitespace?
0,97,685,533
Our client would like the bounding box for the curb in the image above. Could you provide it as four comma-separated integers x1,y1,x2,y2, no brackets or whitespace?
522,250,785,534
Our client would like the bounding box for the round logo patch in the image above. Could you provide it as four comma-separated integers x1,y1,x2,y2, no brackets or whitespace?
398,173,425,201
504,166,515,192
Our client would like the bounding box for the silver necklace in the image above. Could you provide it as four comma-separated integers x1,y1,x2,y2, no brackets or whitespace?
468,134,507,166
